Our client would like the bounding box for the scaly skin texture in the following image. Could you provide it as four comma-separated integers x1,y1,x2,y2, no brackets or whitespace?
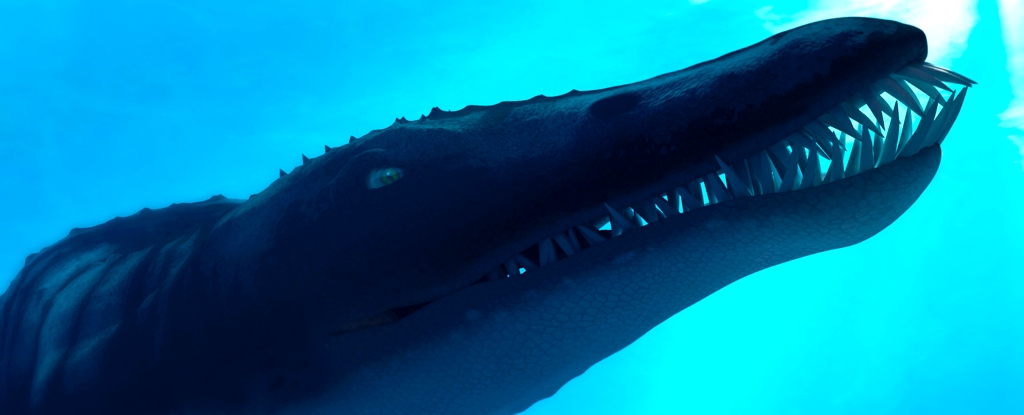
0,17,948,415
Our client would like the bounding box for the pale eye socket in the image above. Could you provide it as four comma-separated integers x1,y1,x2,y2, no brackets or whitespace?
367,167,404,189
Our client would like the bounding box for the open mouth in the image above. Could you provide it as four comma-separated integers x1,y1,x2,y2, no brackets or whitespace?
332,61,973,335
486,61,973,279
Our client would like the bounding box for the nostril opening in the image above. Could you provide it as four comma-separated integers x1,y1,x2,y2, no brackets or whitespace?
590,92,642,119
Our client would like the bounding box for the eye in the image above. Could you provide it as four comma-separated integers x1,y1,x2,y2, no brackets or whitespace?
367,167,404,189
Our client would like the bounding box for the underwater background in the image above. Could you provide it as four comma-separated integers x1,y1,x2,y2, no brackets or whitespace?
0,0,1021,413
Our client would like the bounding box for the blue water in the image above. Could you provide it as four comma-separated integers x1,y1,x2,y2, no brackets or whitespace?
1,1,1021,413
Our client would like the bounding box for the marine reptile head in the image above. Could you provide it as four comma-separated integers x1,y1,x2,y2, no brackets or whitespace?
187,16,972,414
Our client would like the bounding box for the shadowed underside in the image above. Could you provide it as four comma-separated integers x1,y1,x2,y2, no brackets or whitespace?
0,17,972,415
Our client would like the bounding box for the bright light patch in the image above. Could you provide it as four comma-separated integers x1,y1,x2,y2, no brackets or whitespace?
755,0,978,66
998,0,1024,168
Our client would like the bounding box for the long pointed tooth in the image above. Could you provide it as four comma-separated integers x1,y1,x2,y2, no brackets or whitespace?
901,76,947,104
806,120,846,151
859,128,875,173
895,105,915,157
513,253,538,272
878,104,902,166
553,232,576,256
915,62,977,86
899,98,939,158
822,109,864,141
279,169,287,178
302,154,311,164
876,77,924,115
924,97,955,148
808,149,823,186
704,173,732,203
846,131,863,176
795,149,813,190
825,138,845,182
636,199,664,223
715,156,753,197
778,150,800,192
897,66,954,92
936,87,967,146
625,207,644,227
789,132,829,160
841,102,882,135
576,224,607,246
872,123,885,168
566,228,582,251
859,90,887,129
604,203,636,233
675,186,704,210
760,151,781,193
653,193,680,216
538,238,557,266
504,258,521,276
869,85,896,116
324,145,332,152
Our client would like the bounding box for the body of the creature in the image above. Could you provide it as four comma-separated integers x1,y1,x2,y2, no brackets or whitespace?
0,17,973,415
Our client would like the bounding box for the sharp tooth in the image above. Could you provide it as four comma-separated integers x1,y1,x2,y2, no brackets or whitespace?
896,66,954,92
789,132,829,160
796,149,813,190
900,76,947,104
625,207,644,227
899,98,939,158
846,128,864,176
924,98,954,148
513,254,538,272
877,104,902,166
674,186,704,210
704,173,732,203
841,102,882,135
778,150,801,192
872,122,885,167
653,193,680,216
876,77,924,115
860,128,875,173
868,86,896,116
935,87,968,146
576,224,607,246
759,150,781,193
715,156,754,197
806,120,846,151
553,232,576,256
566,228,582,251
324,145,332,153
279,169,287,178
635,199,664,223
302,154,311,164
538,238,557,266
504,258,521,276
825,138,845,182
822,109,864,141
858,90,887,129
806,149,823,186
604,203,636,234
914,62,977,86
895,106,915,157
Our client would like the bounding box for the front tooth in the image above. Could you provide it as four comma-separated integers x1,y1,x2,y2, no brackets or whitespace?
538,238,557,266
876,77,924,115
760,150,782,193
895,106,915,157
715,156,753,197
806,120,846,151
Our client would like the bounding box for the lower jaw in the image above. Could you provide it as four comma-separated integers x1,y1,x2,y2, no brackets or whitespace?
316,144,941,415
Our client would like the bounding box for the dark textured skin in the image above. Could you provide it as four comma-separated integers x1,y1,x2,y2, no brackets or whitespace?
0,17,944,415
